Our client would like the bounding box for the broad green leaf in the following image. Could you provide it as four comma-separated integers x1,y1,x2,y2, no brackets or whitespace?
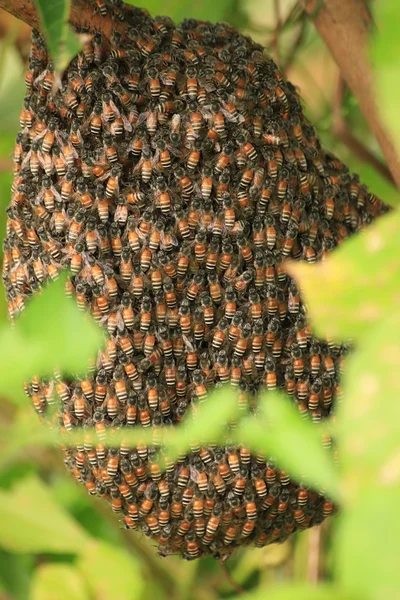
79,540,144,600
0,408,58,471
232,584,355,600
0,475,89,553
335,486,400,600
231,543,291,588
164,384,240,460
50,474,122,545
125,0,236,23
350,160,399,209
0,384,238,475
0,273,104,392
0,43,25,134
0,326,47,394
234,393,339,501
285,210,400,341
0,550,35,600
0,280,7,324
371,2,400,154
337,312,400,500
34,0,82,71
31,563,89,600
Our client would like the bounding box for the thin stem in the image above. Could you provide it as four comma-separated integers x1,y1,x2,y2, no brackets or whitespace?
220,561,246,595
307,525,322,583
282,17,307,74
0,0,127,40
304,0,400,188
332,74,394,185
272,0,282,64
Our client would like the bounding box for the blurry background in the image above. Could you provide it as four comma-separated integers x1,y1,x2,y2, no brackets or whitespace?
0,1,395,599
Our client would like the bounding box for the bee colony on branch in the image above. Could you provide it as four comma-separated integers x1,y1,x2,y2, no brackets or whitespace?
2,0,388,559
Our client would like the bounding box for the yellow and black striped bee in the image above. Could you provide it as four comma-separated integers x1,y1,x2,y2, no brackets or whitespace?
5,5,389,562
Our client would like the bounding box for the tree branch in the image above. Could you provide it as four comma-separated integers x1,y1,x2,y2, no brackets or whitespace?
304,0,400,189
332,74,395,185
0,0,126,40
2,0,399,189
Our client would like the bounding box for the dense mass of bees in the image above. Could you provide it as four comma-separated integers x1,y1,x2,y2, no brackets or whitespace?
2,0,388,559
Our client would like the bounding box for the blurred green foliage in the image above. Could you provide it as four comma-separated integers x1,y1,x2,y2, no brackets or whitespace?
33,0,82,71
126,0,238,23
0,1,400,600
0,273,104,401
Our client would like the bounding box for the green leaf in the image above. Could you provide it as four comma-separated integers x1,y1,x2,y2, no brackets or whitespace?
337,312,400,499
0,280,7,324
31,563,89,600
0,273,104,393
0,410,58,472
234,393,339,501
370,2,400,155
0,475,90,553
285,210,400,341
125,0,236,23
78,541,144,600
0,43,26,134
33,0,82,71
0,549,35,600
164,384,240,460
349,159,399,209
335,486,400,600
232,584,355,600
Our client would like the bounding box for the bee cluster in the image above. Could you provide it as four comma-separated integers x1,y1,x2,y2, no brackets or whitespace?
2,0,388,560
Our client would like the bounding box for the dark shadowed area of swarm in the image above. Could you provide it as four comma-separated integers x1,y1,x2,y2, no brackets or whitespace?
2,0,388,560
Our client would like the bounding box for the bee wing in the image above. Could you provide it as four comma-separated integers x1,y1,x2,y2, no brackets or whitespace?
170,113,181,132
182,335,195,352
100,113,111,128
204,81,216,93
144,482,157,499
132,157,142,175
136,112,148,126
160,231,178,249
160,72,173,86
34,129,47,140
189,466,200,482
21,149,32,167
38,151,46,169
135,225,147,241
166,142,182,158
221,108,245,123
98,166,112,181
199,105,213,119
65,143,79,158
151,147,161,165
114,204,128,223
109,98,121,117
33,71,47,85
122,114,133,132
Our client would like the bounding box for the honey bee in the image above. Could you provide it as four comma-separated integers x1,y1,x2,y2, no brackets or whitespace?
7,12,386,560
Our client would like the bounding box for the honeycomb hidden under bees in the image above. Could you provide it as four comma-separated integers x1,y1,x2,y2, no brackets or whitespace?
2,0,388,559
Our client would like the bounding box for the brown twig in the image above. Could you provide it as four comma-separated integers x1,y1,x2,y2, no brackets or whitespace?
307,525,322,583
0,0,127,40
219,561,245,595
332,74,395,185
0,10,31,61
282,17,307,74
92,497,177,596
0,159,13,172
271,0,282,64
304,0,400,189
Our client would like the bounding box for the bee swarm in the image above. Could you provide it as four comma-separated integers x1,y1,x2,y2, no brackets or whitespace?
3,0,387,560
